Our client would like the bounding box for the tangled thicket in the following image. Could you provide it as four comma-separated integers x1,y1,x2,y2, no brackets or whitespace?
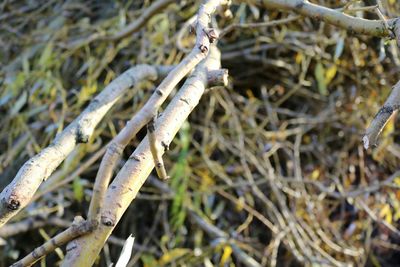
1,0,400,266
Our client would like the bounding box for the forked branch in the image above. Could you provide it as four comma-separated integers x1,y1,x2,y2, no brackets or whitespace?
87,0,222,222
11,217,97,267
147,116,170,180
0,64,165,228
61,44,224,267
363,80,400,148
261,0,395,37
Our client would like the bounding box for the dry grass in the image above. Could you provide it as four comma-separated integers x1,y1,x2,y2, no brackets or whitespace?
1,0,400,266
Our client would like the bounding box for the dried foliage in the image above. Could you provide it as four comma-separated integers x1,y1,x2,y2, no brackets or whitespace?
1,0,400,266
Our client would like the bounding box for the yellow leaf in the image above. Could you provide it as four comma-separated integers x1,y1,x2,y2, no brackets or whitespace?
246,89,255,100
104,71,115,85
310,169,320,180
196,169,215,191
325,64,337,85
235,196,245,212
379,204,392,224
295,52,303,64
158,248,190,265
78,83,97,103
220,245,232,266
382,114,395,138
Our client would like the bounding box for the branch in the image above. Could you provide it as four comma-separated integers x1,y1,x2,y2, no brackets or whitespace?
261,0,395,37
147,116,170,180
66,0,175,49
87,0,220,223
219,15,301,38
0,64,165,228
11,217,97,267
107,0,175,41
363,80,400,149
207,69,229,88
0,217,69,238
258,0,400,148
61,43,223,267
148,177,262,267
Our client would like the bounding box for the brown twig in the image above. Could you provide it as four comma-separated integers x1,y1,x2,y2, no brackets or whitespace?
66,0,175,49
11,217,97,267
219,15,301,38
0,217,69,238
107,0,175,41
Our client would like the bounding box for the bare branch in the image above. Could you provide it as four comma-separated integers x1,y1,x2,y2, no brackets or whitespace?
11,217,97,267
87,0,221,223
219,15,301,38
147,116,170,180
363,80,400,149
261,0,394,37
107,0,175,41
0,217,68,238
61,43,223,267
66,0,175,49
0,64,162,228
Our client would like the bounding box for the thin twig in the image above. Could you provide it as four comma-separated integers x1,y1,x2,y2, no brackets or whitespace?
87,0,221,223
66,0,175,49
107,0,175,41
219,15,301,38
363,80,400,149
61,42,224,267
0,64,162,228
147,115,169,180
262,0,395,37
11,217,97,267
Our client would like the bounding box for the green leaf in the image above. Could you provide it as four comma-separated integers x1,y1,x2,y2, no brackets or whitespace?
10,91,27,116
73,176,84,202
141,254,159,267
39,42,54,69
315,62,327,95
158,248,190,265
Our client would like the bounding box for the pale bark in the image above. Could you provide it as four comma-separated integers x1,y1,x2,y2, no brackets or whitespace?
0,65,166,228
87,0,222,222
363,81,400,148
61,44,222,267
147,116,170,180
261,0,394,37
11,217,96,267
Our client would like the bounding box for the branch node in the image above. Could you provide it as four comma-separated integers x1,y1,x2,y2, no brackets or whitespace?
129,155,141,162
204,28,219,43
180,97,190,105
161,141,169,151
6,198,20,211
199,44,208,53
148,116,170,180
101,215,116,227
76,124,91,143
295,1,305,9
